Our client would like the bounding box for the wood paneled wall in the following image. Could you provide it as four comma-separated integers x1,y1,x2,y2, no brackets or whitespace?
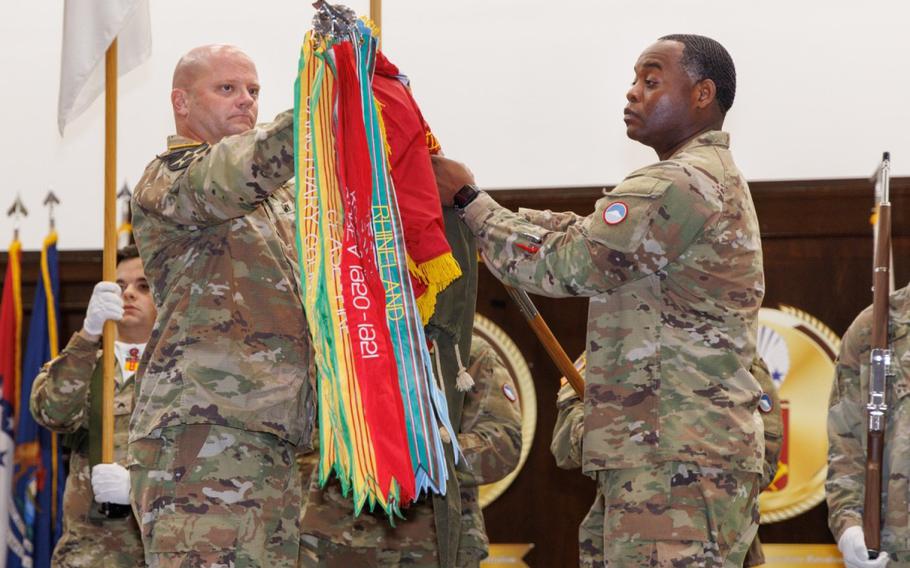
2,177,907,567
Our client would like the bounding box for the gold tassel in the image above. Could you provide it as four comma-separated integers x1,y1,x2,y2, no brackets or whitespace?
410,252,462,324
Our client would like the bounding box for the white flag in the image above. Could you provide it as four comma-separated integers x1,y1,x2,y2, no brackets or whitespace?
57,0,151,134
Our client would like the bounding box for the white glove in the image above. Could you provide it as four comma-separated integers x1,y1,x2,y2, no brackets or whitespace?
82,282,123,336
838,526,890,568
91,463,131,505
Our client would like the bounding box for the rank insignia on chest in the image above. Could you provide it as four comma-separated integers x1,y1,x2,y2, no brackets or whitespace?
603,202,629,225
162,143,210,172
125,348,140,372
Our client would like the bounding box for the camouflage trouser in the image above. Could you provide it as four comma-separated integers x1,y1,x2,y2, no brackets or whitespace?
130,424,301,568
887,551,910,566
580,463,760,568
741,535,764,568
52,449,145,567
51,518,145,568
298,534,440,567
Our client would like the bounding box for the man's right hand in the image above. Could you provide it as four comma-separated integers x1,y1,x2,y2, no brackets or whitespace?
81,282,123,339
431,155,475,206
838,526,890,568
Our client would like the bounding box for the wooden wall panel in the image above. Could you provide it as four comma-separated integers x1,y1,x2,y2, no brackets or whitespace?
1,177,906,567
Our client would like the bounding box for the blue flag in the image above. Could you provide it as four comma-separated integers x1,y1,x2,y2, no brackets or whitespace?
7,233,65,568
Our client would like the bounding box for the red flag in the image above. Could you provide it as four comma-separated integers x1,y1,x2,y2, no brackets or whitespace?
0,239,23,562
0,240,23,422
373,52,461,323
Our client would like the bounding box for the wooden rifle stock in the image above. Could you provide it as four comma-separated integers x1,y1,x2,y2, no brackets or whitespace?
863,152,891,558
503,286,585,399
864,429,884,555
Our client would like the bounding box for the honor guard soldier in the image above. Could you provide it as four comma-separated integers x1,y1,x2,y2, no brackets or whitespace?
828,285,910,567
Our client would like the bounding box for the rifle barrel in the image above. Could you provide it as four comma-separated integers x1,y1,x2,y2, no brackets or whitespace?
864,152,891,557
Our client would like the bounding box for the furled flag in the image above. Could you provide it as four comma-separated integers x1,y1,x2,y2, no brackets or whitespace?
295,2,460,518
0,238,23,568
57,0,151,134
371,53,460,323
7,233,65,568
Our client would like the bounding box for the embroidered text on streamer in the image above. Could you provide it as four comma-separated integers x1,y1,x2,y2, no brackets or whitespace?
294,3,461,519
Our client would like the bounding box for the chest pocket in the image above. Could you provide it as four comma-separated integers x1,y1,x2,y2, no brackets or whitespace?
587,175,671,253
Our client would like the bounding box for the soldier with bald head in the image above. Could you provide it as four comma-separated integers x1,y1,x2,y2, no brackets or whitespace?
128,45,315,567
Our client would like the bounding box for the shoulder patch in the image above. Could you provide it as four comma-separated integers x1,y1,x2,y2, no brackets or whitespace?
602,202,628,225
502,383,517,403
159,143,210,172
758,392,774,414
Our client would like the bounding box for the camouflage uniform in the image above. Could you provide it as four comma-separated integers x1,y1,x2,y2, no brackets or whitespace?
827,283,910,562
463,131,764,566
131,109,316,567
550,357,781,567
744,357,783,568
29,332,143,567
299,335,523,567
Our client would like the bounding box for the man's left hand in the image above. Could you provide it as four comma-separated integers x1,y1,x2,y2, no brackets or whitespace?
431,155,475,206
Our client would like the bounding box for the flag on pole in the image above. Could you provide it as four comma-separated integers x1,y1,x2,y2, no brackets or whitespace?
0,238,24,568
57,0,151,134
7,233,65,568
295,6,460,518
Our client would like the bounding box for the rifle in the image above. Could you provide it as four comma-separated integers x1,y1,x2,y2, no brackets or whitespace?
864,151,892,558
503,285,585,399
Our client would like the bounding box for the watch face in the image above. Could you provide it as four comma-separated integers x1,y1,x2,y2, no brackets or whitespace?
455,184,479,208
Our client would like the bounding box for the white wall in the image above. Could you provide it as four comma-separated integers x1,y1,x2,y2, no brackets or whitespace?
3,0,909,250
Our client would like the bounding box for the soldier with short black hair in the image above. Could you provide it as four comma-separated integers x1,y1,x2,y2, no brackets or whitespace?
433,34,765,566
30,247,154,567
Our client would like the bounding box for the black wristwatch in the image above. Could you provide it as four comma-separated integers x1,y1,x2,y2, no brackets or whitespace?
452,184,481,209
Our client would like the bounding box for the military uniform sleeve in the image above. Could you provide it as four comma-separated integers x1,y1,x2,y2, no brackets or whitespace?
550,382,585,470
134,110,295,227
463,173,717,298
456,338,523,487
826,314,869,539
29,332,98,433
518,208,585,232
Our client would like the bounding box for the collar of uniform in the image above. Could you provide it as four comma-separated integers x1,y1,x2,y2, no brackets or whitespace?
165,134,205,154
622,130,730,181
672,130,729,156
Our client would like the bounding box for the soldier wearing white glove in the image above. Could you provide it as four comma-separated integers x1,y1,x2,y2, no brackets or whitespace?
81,281,124,339
91,463,131,506
29,247,155,565
839,526,890,568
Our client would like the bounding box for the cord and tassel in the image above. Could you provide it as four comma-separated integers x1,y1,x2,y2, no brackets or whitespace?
431,339,475,396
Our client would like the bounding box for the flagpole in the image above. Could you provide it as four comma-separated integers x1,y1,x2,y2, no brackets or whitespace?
102,40,118,464
370,0,381,32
